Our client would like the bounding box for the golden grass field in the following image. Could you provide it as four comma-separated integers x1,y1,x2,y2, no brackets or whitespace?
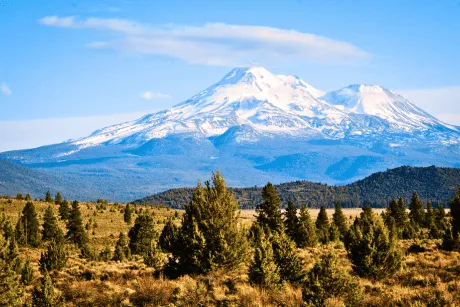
1,198,459,306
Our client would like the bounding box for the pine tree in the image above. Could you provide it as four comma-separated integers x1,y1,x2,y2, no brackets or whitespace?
165,172,248,278
66,201,88,248
0,259,24,306
54,192,63,204
45,191,53,203
284,200,299,241
124,204,133,224
58,200,70,221
159,218,179,253
113,232,131,262
271,232,305,284
0,231,24,306
32,269,63,307
296,205,317,248
316,206,330,244
328,223,340,242
39,229,67,273
384,198,414,239
435,203,448,234
345,207,402,280
15,201,40,247
21,258,35,286
5,237,22,273
128,213,158,255
450,186,460,237
442,186,460,250
332,202,347,240
42,206,60,242
302,253,362,307
256,182,284,234
25,194,32,201
248,225,280,288
409,192,425,230
143,241,166,270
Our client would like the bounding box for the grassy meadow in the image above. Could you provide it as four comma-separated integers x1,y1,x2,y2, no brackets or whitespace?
1,198,459,306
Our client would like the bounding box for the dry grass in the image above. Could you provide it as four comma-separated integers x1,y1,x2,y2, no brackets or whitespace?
1,198,459,306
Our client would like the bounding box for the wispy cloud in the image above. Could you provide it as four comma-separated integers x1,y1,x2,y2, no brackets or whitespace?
1,83,12,96
38,16,371,67
400,85,460,125
140,91,171,100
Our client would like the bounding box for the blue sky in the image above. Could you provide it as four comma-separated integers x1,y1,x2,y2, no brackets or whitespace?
1,0,460,151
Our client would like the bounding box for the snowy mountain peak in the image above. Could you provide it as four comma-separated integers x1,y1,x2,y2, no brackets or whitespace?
60,66,458,150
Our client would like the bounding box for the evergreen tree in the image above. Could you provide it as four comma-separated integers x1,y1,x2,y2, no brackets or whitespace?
450,186,460,237
32,270,63,307
296,205,317,248
442,186,460,250
16,194,24,201
15,201,40,247
332,202,347,240
25,194,32,201
271,232,305,284
5,237,22,273
113,232,131,262
435,203,448,234
21,258,35,286
128,213,158,255
0,232,24,306
255,182,284,234
345,207,402,280
328,223,340,242
409,192,425,230
284,200,299,241
143,241,165,271
58,200,70,221
45,191,53,203
66,201,88,248
384,198,414,239
165,172,248,278
316,206,330,244
42,205,60,242
248,225,280,288
425,202,435,227
159,218,179,253
54,192,63,204
124,204,133,224
302,253,363,307
39,229,67,273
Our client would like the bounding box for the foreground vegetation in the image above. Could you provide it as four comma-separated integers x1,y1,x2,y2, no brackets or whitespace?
1,172,460,306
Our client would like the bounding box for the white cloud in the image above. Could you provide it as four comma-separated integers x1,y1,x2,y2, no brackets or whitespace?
1,83,12,96
38,16,370,66
140,91,171,100
400,85,460,125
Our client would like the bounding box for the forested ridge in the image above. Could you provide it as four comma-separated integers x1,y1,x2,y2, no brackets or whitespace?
134,166,460,208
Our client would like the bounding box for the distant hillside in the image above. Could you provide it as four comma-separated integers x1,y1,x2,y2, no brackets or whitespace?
133,166,460,209
0,159,95,200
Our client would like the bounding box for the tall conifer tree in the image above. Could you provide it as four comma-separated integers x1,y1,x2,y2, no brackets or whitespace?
256,182,284,234
284,200,299,241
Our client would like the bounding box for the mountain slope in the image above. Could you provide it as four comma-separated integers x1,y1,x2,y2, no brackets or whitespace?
2,66,460,201
0,159,93,199
134,166,460,209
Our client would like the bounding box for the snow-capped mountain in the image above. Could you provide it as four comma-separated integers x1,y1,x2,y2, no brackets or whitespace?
2,66,460,201
61,66,459,151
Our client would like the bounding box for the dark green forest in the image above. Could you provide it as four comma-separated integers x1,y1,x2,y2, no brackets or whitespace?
134,166,460,208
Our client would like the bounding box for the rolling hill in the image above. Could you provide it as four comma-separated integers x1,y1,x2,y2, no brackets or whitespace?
134,166,460,208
